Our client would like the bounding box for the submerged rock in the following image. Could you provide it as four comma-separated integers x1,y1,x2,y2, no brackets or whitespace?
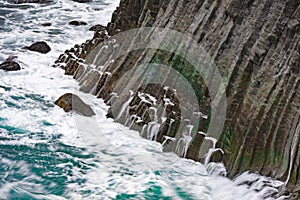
69,21,87,26
25,41,51,54
55,93,95,117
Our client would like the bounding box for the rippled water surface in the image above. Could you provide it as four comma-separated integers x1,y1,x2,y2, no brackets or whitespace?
0,0,288,199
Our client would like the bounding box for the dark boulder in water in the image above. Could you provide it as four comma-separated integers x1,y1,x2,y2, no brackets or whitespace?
0,56,21,71
41,22,52,27
13,0,52,3
25,41,51,54
69,21,88,26
0,61,21,71
55,93,95,117
72,0,91,2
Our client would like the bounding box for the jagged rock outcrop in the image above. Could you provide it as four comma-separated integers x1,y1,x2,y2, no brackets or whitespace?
55,93,95,117
53,0,300,197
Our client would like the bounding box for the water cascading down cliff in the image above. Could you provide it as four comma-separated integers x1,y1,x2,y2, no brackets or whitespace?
53,0,300,197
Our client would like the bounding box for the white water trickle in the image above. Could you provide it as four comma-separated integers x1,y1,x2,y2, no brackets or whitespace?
149,106,158,122
161,135,176,147
106,92,118,104
116,90,134,120
89,72,102,95
92,45,108,65
140,124,147,137
128,115,139,128
204,148,224,166
175,135,193,158
193,111,208,119
74,63,88,80
95,71,111,96
146,121,161,141
202,135,220,165
285,122,300,185
175,125,194,158
164,118,176,138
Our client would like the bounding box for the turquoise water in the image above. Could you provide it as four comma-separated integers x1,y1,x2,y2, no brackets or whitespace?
0,0,287,199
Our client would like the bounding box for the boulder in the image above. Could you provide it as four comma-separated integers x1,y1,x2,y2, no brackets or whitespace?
41,22,52,27
0,56,21,71
72,0,91,2
69,21,87,26
0,61,20,71
25,41,51,54
13,0,52,3
55,93,95,117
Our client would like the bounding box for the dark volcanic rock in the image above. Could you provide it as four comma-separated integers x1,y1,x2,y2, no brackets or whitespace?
13,0,52,3
0,61,20,71
25,41,51,54
55,93,95,117
72,0,90,2
0,56,21,71
53,0,300,197
41,22,52,27
69,21,87,26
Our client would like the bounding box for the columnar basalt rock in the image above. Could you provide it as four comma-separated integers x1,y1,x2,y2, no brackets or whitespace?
53,0,300,197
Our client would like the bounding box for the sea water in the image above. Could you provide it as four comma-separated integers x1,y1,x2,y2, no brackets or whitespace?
0,0,288,199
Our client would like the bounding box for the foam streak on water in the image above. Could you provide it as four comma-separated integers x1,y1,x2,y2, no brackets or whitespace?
0,0,287,199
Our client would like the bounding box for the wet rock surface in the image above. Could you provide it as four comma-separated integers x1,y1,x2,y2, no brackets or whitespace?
72,0,91,3
12,0,52,3
69,21,87,26
0,61,21,71
89,24,106,32
12,0,86,3
25,41,51,54
0,56,21,71
41,22,52,27
55,93,95,117
53,0,300,198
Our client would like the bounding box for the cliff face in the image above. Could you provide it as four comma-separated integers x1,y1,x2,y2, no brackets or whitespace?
54,0,300,197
